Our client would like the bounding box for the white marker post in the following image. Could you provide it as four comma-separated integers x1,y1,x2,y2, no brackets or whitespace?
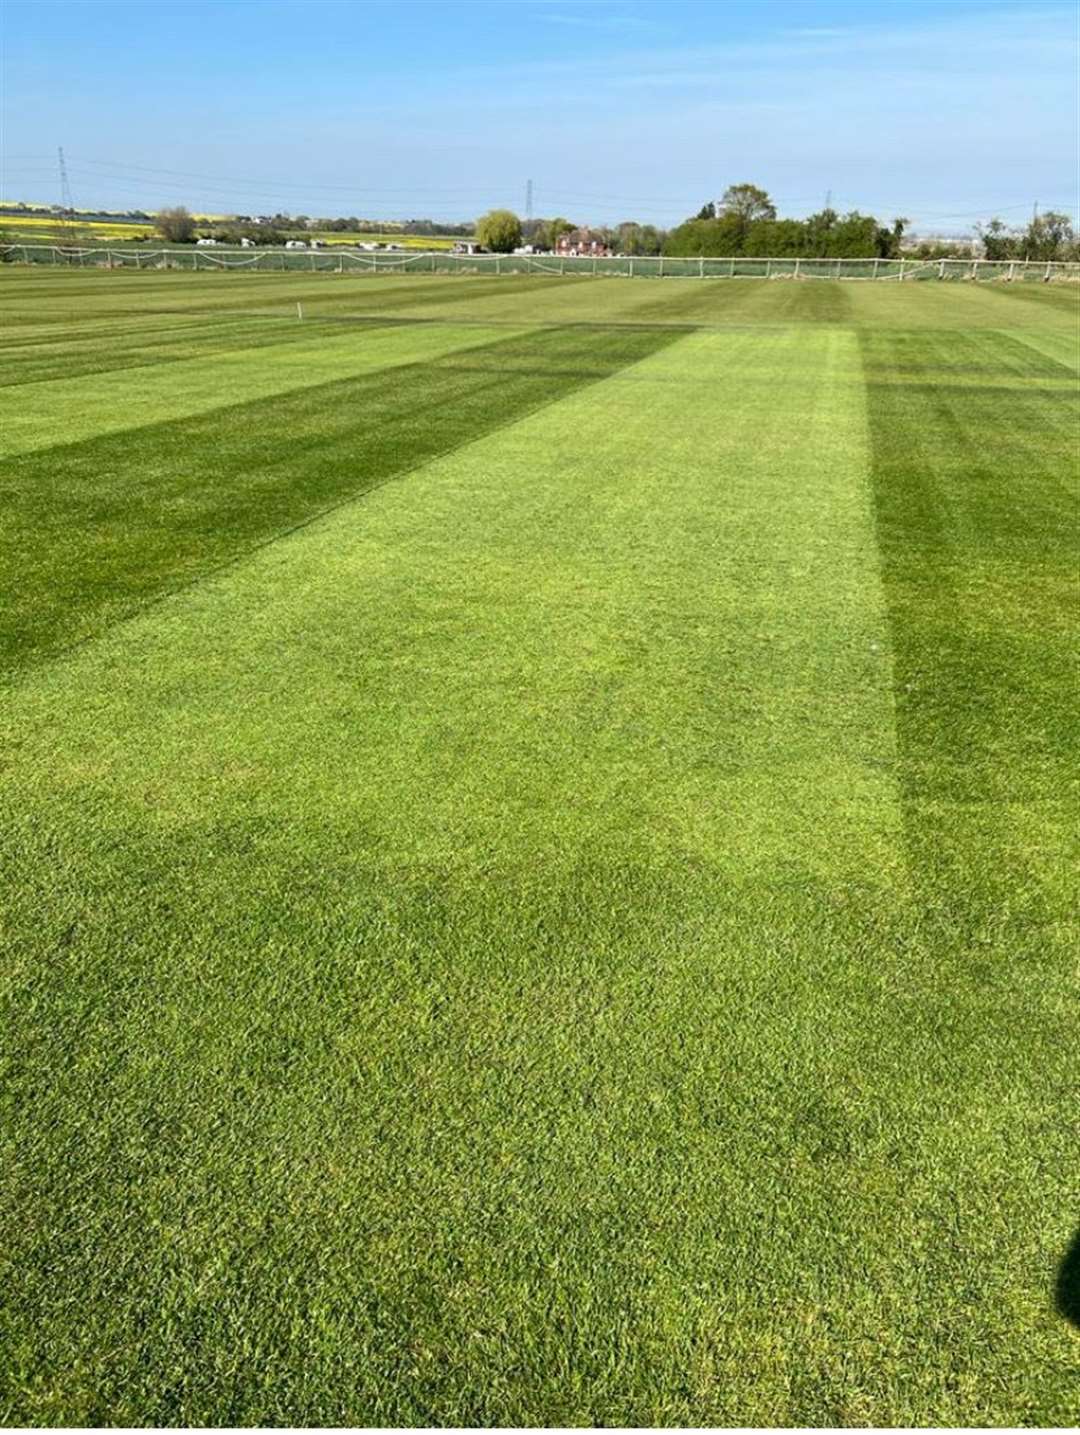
297,302,303,321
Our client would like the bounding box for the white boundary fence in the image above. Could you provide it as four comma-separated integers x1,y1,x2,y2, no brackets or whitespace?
2,244,1078,282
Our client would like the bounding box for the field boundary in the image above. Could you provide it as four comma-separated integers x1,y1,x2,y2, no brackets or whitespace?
3,243,1079,282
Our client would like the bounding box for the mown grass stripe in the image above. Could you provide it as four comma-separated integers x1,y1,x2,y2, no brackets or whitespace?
861,329,1077,812
0,319,526,452
859,325,1077,1420
0,315,390,388
861,325,1077,922
0,324,681,676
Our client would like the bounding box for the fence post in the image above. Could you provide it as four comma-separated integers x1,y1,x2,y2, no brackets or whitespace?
659,255,664,278
496,253,501,275
939,259,946,280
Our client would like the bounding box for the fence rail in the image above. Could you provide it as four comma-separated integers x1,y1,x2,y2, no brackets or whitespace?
3,244,1078,283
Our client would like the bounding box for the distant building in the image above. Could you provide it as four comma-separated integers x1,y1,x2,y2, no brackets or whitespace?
195,237,218,246
555,228,611,257
900,231,978,255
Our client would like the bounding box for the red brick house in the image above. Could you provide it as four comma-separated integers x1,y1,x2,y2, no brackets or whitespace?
555,227,612,257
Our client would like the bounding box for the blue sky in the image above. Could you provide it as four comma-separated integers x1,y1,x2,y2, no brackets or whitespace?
2,0,1077,231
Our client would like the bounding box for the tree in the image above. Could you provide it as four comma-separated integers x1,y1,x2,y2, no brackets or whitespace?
1021,211,1075,261
819,211,883,258
156,206,196,243
638,224,664,256
719,183,776,225
744,218,802,256
876,217,909,259
663,211,746,257
544,216,574,250
615,221,665,255
475,208,523,253
977,218,1019,261
617,221,643,254
216,221,285,247
803,207,838,256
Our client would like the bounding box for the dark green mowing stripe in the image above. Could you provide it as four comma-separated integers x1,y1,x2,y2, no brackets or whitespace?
860,326,1078,925
862,328,1076,380
0,324,682,677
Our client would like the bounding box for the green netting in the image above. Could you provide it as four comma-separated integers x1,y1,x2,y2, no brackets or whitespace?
2,244,1077,284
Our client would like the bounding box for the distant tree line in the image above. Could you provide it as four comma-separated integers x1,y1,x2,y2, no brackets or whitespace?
299,215,473,237
473,210,665,254
143,190,1078,262
664,183,908,258
662,183,1079,262
977,212,1078,262
152,206,475,245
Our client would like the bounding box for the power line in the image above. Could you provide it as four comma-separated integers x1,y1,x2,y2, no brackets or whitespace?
3,155,1076,228
3,154,1077,219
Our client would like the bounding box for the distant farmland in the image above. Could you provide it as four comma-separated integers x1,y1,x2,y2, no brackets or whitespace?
0,267,1076,1426
0,209,465,248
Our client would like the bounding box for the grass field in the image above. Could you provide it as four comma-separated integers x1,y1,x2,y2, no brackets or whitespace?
1,267,1077,1425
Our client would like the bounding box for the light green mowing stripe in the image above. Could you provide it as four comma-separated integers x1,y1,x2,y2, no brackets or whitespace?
0,320,525,457
1,327,920,1425
1005,324,1080,372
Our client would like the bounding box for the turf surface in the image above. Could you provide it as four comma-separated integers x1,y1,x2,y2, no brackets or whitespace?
1,269,1077,1425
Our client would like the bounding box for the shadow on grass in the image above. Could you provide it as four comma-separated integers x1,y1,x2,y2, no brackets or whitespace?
1056,1227,1080,1329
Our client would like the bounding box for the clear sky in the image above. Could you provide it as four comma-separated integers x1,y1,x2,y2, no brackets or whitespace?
2,0,1077,232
